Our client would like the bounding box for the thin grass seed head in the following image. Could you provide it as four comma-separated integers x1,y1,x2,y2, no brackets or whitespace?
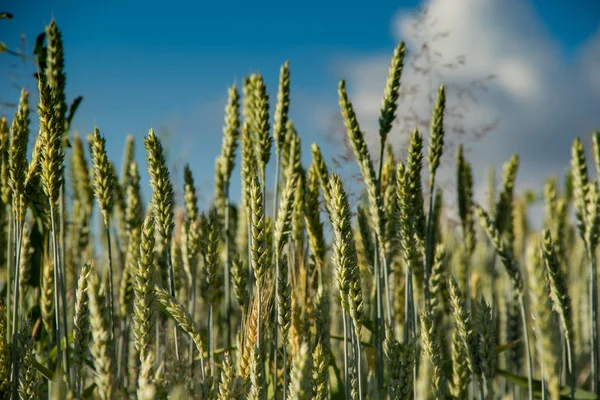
428,85,445,182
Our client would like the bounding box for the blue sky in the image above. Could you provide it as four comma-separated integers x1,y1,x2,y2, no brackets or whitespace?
1,0,599,212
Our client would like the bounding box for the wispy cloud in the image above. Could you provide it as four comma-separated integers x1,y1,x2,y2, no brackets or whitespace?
326,0,600,218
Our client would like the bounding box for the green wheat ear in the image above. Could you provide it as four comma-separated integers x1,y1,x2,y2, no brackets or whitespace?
420,311,447,399
378,42,405,144
145,128,175,245
251,74,272,172
37,67,64,209
9,88,30,221
474,204,523,296
338,79,384,240
90,126,114,225
274,61,291,152
428,85,445,181
220,83,241,184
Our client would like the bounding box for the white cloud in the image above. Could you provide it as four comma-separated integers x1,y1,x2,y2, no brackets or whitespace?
329,0,600,224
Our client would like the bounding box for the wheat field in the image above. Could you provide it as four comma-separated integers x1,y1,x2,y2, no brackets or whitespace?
1,17,599,400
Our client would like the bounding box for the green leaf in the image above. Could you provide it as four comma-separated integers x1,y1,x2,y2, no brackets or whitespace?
66,96,83,128
32,360,53,381
40,332,74,365
330,334,374,348
82,383,97,399
495,338,520,354
497,369,596,399
33,32,45,57
329,349,345,399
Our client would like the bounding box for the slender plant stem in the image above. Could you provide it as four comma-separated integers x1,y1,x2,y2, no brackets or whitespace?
541,364,547,400
355,329,363,400
105,224,116,343
49,206,63,385
282,342,287,400
518,295,534,400
588,248,599,396
257,282,262,353
224,188,232,349
56,217,71,388
60,184,66,306
565,334,575,400
342,309,349,400
10,220,22,400
424,180,436,310
404,267,411,344
373,237,383,389
247,222,253,290
5,211,12,342
189,259,197,385
199,349,208,400
381,253,392,323
273,257,280,400
272,153,280,400
166,249,180,361
272,152,281,224
208,303,213,372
